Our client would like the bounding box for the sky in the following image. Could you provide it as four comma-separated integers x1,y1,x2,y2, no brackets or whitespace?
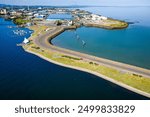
0,0,150,6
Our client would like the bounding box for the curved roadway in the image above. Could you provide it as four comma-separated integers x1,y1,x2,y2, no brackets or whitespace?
33,27,150,78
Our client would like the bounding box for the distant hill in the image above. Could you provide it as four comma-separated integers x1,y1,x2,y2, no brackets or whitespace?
0,4,90,8
0,4,5,7
0,4,10,8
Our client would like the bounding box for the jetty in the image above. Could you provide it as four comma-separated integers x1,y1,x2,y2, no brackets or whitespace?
32,26,150,78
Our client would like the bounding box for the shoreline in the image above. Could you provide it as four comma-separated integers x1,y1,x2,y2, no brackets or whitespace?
23,25,150,98
24,49,150,98
34,26,150,78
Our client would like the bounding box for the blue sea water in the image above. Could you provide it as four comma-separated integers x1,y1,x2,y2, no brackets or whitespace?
47,13,72,20
52,6,150,69
0,11,149,99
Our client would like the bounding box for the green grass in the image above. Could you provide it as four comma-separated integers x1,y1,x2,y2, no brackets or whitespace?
26,46,150,94
104,19,128,29
61,55,82,60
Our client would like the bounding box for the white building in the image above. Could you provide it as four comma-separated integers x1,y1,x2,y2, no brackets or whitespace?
100,16,108,20
91,14,107,20
91,14,100,20
0,9,7,15
9,11,17,15
23,38,29,44
25,12,33,16
68,21,73,26
33,13,39,17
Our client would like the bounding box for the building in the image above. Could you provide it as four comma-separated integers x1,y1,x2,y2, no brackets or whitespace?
91,14,107,21
68,20,73,26
8,10,17,16
33,13,39,17
23,38,29,44
100,16,108,20
15,11,23,16
0,9,7,15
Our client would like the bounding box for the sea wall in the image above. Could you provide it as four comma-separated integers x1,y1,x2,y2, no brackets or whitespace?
48,26,77,43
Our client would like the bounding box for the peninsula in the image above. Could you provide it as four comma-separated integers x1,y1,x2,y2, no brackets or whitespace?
1,6,150,98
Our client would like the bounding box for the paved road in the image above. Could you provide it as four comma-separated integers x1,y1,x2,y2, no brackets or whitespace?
33,27,150,78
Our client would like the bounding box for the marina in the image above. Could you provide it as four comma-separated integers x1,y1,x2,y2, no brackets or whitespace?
13,29,27,36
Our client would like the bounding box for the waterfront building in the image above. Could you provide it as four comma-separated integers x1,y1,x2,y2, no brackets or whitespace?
23,38,29,44
0,9,7,15
91,14,107,20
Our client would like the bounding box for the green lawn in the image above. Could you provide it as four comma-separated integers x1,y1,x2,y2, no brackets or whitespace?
25,45,150,94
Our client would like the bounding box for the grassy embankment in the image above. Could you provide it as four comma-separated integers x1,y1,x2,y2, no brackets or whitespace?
24,25,150,95
103,19,128,29
84,18,128,29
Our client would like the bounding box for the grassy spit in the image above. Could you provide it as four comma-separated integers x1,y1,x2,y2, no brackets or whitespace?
83,18,128,29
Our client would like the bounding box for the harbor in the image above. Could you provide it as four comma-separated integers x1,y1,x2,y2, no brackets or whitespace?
0,17,148,99
0,4,150,99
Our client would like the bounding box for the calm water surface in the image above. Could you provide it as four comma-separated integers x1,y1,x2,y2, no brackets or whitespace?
0,12,148,100
52,6,150,69
47,13,72,20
